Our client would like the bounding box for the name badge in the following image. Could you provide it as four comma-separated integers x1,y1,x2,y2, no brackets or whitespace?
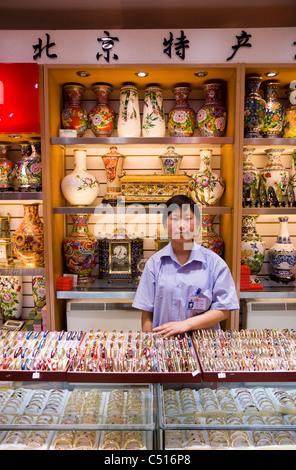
187,289,207,311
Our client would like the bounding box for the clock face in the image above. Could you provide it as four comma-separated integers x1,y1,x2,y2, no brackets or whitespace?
110,242,131,273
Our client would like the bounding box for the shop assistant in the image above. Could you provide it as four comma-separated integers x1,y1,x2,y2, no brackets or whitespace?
132,195,239,338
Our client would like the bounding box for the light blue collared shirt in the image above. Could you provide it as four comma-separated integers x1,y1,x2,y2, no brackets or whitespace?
132,241,239,330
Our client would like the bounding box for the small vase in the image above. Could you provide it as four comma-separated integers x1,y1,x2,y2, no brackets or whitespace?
0,276,22,319
268,217,296,283
241,215,266,275
242,147,260,207
159,146,183,175
101,146,126,204
189,149,225,205
244,75,266,138
142,85,166,137
32,276,46,308
168,85,195,137
14,141,42,192
262,81,284,137
63,214,98,285
117,84,141,137
197,83,226,137
61,149,99,206
200,214,224,257
14,143,31,191
283,86,296,138
12,203,44,267
288,151,296,204
61,83,88,137
89,83,115,137
0,144,14,191
260,148,289,206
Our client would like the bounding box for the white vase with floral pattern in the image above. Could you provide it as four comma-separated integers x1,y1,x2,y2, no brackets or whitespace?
117,84,141,137
189,149,225,205
0,276,22,319
142,85,166,137
241,215,266,276
242,147,260,206
268,217,296,283
61,149,99,206
260,148,289,205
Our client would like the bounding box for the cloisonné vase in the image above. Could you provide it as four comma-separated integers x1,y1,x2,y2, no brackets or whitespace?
0,276,22,319
12,203,44,267
61,83,88,137
61,149,99,206
288,151,296,205
168,85,195,137
32,276,46,308
283,86,296,138
0,145,14,191
142,85,166,137
189,149,225,206
242,147,260,207
89,83,115,137
197,83,226,137
268,217,296,283
262,81,284,137
241,215,266,276
63,214,98,285
244,75,266,138
117,84,141,137
159,146,183,175
14,141,42,192
200,214,224,257
260,148,289,206
101,146,126,204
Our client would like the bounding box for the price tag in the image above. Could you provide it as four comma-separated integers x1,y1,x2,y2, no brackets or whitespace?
32,372,40,379
192,369,199,377
218,372,226,379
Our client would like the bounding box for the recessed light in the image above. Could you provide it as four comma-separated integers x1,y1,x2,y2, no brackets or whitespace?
194,71,208,78
264,71,279,77
76,71,91,77
135,71,149,78
8,134,22,139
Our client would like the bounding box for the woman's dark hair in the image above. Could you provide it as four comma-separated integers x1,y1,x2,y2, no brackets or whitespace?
163,195,200,226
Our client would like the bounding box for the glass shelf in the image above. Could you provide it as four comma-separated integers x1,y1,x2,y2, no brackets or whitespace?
51,136,234,147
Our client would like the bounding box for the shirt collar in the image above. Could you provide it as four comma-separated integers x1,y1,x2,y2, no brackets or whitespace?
159,241,207,266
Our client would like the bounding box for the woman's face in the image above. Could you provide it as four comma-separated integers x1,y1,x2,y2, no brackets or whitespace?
166,206,196,242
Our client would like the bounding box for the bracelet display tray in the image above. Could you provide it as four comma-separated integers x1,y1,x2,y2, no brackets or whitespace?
199,366,296,383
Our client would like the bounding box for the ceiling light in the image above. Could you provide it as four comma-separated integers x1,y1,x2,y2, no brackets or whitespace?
135,71,149,78
76,71,90,77
8,134,22,139
194,71,208,78
264,71,279,77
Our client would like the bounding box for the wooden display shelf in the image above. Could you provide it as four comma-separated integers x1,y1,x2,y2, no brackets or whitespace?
53,205,233,215
51,136,234,147
0,192,43,201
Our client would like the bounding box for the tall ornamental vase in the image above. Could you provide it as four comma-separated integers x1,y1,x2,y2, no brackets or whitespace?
142,85,166,137
117,84,141,137
101,146,126,204
63,214,98,285
168,85,195,137
0,145,14,191
0,276,22,319
283,85,296,138
244,75,266,138
200,214,224,257
12,203,44,267
189,149,225,206
241,215,266,277
197,83,226,137
260,148,289,206
159,146,183,175
61,149,99,206
14,142,32,191
89,83,115,137
32,276,46,309
268,217,296,284
262,81,284,138
27,140,42,191
61,83,88,137
242,147,260,207
289,151,296,204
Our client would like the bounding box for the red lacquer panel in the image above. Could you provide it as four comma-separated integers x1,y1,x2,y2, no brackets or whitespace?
0,63,40,134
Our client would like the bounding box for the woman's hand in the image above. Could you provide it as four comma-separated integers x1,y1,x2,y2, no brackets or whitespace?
153,320,188,338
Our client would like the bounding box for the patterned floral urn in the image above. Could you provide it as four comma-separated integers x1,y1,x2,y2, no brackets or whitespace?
89,83,115,137
14,141,42,192
63,214,98,285
241,215,266,276
142,85,166,137
32,276,46,308
283,84,296,138
260,148,289,206
61,83,88,137
200,214,224,257
268,217,296,283
262,81,284,137
189,149,225,205
61,149,99,206
242,147,260,207
244,75,266,138
101,146,126,204
12,203,44,267
0,276,22,319
159,146,183,175
168,85,195,137
0,144,14,191
197,83,226,137
117,84,141,137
